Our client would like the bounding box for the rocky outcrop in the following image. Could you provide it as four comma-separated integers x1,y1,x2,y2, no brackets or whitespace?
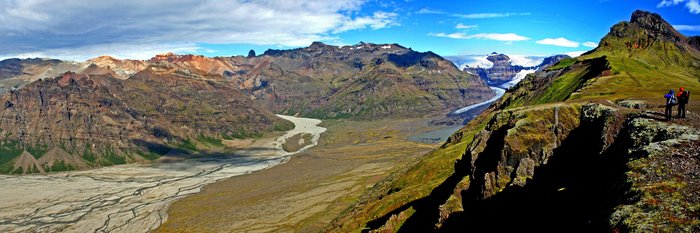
629,10,685,43
688,36,700,51
611,118,700,232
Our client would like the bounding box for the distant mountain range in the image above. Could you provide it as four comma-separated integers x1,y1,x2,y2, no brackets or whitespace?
447,53,571,87
0,42,494,173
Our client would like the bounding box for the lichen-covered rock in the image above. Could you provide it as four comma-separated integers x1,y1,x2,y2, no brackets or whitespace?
610,120,700,232
462,103,585,198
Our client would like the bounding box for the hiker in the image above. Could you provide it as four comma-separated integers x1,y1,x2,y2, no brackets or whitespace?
677,87,690,118
664,89,677,121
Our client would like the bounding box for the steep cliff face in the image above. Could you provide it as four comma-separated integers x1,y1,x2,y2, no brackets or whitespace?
326,10,700,232
0,70,291,174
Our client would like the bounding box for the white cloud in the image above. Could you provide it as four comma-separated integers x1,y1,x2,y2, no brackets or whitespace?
688,0,700,13
448,55,494,69
564,51,588,58
674,24,700,31
429,32,530,41
465,56,494,69
417,8,445,14
417,8,530,19
0,42,204,61
536,37,580,47
658,0,685,7
455,12,531,19
334,11,399,33
657,0,700,14
455,23,478,29
582,42,598,48
509,55,544,67
0,0,399,59
428,32,468,39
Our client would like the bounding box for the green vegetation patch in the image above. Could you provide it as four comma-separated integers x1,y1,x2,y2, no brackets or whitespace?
273,121,295,132
0,141,23,167
546,58,578,71
82,145,97,164
177,139,198,152
103,146,127,165
535,67,589,104
48,160,74,172
198,134,224,147
26,144,50,159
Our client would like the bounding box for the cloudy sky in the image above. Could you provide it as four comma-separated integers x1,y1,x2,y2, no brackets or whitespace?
1,0,699,60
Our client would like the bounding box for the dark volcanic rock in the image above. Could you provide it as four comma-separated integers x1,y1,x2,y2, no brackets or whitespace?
689,36,700,51
629,10,683,42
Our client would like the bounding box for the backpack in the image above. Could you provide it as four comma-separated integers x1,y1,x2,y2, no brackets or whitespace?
684,91,690,104
669,95,678,105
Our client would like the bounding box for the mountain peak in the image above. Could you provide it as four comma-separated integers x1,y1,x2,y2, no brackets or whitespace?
92,55,119,61
487,53,510,62
309,41,328,48
599,9,692,52
630,10,663,25
629,10,679,38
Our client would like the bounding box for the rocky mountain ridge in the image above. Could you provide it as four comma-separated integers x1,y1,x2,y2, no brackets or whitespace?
1,42,495,119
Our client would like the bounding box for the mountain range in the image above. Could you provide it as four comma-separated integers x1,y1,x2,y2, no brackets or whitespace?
0,42,494,173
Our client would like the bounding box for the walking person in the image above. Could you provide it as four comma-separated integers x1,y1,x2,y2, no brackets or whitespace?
677,87,690,118
664,89,677,121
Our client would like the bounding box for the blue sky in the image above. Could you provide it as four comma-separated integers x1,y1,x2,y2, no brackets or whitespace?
0,0,699,61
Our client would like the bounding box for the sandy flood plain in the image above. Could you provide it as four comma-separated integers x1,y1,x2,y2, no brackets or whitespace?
0,115,325,233
155,117,439,232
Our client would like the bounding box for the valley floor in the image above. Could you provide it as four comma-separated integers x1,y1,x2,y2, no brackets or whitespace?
0,116,325,233
155,117,447,232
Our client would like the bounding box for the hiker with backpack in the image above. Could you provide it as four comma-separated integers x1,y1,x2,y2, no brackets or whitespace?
677,87,690,118
664,89,677,121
